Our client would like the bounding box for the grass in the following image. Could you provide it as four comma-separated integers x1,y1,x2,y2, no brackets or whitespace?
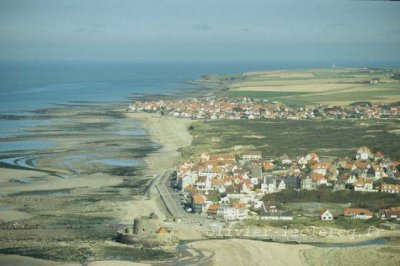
244,215,382,231
184,119,400,160
0,245,175,263
0,246,92,262
284,202,347,216
99,246,175,261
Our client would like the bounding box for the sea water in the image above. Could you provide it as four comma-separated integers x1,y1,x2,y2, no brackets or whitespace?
0,60,330,154
0,60,296,141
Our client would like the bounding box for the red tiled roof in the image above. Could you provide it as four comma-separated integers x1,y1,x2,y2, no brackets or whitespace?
344,208,373,216
233,203,246,209
211,178,225,186
207,203,220,211
193,194,206,204
381,183,400,191
311,173,325,181
355,161,369,170
156,227,169,234
358,146,371,153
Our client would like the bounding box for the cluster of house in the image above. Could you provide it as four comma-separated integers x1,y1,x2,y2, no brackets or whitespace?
128,96,400,120
320,206,400,221
175,146,400,222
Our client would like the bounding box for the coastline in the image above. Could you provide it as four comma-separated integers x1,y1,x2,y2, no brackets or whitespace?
121,112,315,266
1,68,399,265
120,109,400,266
125,112,192,176
118,112,193,223
118,111,336,266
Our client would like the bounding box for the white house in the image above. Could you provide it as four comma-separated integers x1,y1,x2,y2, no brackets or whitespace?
242,151,262,161
217,205,237,221
320,209,333,221
277,180,286,191
357,146,372,160
219,196,230,204
311,163,331,176
218,185,226,194
261,176,277,194
345,175,358,185
179,173,196,191
250,177,259,186
196,176,211,191
260,202,293,221
233,203,248,220
354,179,374,192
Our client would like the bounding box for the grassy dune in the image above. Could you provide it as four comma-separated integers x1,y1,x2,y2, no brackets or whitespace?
183,119,400,159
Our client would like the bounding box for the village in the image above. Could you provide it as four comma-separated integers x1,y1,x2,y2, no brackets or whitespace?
128,96,400,121
172,146,400,224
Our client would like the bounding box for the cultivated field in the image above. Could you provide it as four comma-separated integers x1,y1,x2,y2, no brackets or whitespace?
220,68,400,106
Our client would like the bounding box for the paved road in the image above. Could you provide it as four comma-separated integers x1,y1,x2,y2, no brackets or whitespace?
154,170,207,224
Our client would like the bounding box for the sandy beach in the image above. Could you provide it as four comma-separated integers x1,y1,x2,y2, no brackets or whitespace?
117,112,193,223
125,112,192,175
184,238,311,266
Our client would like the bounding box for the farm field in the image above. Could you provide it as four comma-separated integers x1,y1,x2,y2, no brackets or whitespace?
219,68,400,106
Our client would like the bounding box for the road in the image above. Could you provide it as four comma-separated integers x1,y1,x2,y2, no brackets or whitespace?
151,170,207,224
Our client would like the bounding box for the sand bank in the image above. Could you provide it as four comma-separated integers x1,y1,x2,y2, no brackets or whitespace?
185,238,311,266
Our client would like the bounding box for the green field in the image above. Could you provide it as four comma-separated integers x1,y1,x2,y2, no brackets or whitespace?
182,119,400,160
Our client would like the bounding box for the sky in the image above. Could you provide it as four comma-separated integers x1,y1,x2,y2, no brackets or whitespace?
0,0,399,65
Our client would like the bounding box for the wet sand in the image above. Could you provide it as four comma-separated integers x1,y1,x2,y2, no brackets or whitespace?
0,106,192,264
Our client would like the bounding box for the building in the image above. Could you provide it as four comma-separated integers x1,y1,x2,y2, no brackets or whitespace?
320,209,333,221
370,78,380,84
301,176,315,190
277,179,286,191
261,176,277,194
260,202,293,221
353,178,374,192
260,210,293,221
344,208,374,219
192,194,207,213
242,151,262,161
207,203,220,217
217,205,237,221
311,162,332,176
333,182,346,191
357,146,372,160
233,203,248,220
381,183,400,194
380,206,400,220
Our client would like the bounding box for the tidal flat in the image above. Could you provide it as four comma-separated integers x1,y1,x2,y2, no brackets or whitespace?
0,104,176,263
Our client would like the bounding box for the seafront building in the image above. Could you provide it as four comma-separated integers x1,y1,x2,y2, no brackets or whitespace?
174,147,400,221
